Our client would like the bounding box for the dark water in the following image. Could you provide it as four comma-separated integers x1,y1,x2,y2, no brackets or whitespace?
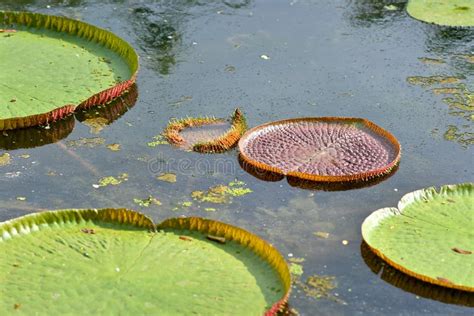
1,0,473,315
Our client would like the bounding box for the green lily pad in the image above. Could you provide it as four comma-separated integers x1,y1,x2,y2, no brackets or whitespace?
362,183,474,291
0,11,138,130
0,209,290,314
407,0,474,27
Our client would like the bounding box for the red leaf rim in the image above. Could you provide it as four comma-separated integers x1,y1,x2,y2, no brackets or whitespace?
0,11,139,131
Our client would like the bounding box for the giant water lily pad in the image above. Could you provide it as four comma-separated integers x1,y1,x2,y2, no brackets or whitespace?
0,11,138,130
362,183,474,292
238,117,400,184
407,0,474,27
0,209,290,314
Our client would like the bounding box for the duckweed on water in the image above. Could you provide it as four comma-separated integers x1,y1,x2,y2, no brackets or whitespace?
0,153,11,166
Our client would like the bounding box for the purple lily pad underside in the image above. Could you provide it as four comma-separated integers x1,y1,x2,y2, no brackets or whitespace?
240,121,398,176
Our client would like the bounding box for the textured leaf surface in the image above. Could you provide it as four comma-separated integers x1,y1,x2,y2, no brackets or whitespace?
407,0,474,27
0,209,287,314
362,183,474,291
0,11,138,130
0,28,130,119
238,117,400,183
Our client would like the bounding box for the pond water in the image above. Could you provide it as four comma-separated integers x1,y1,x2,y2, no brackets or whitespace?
1,0,473,315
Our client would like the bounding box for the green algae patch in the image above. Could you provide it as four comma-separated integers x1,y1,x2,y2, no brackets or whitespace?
407,75,461,87
0,152,11,166
192,180,252,204
289,263,304,276
94,173,128,188
444,125,474,146
0,11,138,131
408,60,473,147
0,209,290,314
362,183,474,291
407,0,474,27
133,196,162,207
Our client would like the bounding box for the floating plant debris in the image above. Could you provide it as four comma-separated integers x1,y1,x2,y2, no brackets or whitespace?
66,137,105,148
147,135,168,147
408,59,473,147
133,196,162,207
94,173,128,188
362,183,474,292
0,11,138,131
289,263,304,276
191,180,252,204
239,117,400,185
163,108,247,153
314,231,330,239
106,143,121,152
406,76,461,88
156,173,177,183
0,152,11,166
407,0,474,27
418,57,445,65
0,209,290,314
292,272,345,304
444,125,474,147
